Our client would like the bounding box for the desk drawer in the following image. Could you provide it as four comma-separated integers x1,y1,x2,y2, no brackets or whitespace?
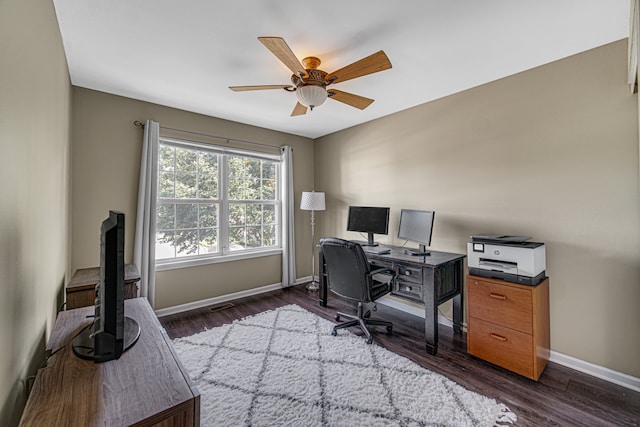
369,259,393,270
394,278,423,302
397,264,422,284
468,317,534,379
467,277,533,334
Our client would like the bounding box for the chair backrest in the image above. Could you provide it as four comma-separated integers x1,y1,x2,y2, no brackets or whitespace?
319,237,371,302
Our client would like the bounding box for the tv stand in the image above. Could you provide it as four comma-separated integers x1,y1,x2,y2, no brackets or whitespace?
20,298,200,426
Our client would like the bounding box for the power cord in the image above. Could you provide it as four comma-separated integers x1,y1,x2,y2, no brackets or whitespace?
39,317,94,369
437,307,453,324
26,315,95,398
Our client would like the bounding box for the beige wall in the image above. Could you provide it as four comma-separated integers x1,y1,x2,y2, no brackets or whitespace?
0,0,72,425
316,40,640,378
71,88,315,309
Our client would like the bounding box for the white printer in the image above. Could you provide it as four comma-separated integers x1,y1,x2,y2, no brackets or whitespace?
467,234,546,286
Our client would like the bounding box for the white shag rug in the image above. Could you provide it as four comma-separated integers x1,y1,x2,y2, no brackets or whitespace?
171,304,517,427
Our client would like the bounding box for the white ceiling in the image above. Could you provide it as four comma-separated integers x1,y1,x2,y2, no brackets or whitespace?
53,0,630,139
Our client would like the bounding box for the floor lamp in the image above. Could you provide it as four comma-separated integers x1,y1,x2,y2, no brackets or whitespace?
300,191,325,291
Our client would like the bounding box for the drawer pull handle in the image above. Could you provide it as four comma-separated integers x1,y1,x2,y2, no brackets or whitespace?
489,293,507,300
490,333,508,342
405,286,412,292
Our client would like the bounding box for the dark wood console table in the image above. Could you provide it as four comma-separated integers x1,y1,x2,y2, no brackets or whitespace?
19,298,200,426
319,243,465,355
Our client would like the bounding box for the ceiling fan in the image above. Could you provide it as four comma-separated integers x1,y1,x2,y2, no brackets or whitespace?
229,37,392,116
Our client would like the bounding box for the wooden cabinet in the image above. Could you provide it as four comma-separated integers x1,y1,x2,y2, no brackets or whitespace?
66,264,141,309
467,275,550,380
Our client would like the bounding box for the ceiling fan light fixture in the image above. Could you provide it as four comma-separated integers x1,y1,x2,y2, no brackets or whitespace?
295,85,327,110
232,37,392,116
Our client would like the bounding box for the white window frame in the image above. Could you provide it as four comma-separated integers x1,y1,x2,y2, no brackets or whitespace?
155,137,282,271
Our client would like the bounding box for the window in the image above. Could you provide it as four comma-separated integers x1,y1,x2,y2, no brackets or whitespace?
155,138,280,266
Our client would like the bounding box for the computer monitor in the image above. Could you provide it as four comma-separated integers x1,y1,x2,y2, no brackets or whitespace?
346,206,390,246
397,209,435,256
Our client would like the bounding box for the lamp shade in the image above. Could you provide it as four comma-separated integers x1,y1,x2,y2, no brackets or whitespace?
300,191,326,211
296,86,327,110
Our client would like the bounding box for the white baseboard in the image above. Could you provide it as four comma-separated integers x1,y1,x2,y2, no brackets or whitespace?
377,296,639,392
548,351,640,392
154,277,310,318
155,282,640,392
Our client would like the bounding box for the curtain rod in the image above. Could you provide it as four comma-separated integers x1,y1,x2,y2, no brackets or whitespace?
133,120,282,152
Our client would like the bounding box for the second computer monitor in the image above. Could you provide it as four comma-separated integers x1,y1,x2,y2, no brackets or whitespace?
398,209,435,256
346,206,390,246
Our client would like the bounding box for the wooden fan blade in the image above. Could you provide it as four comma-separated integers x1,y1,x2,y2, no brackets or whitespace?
291,102,307,116
327,89,374,110
258,37,306,76
325,50,392,84
229,85,293,92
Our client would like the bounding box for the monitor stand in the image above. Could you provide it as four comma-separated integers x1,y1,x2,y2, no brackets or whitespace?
360,232,378,247
72,316,141,361
403,244,431,256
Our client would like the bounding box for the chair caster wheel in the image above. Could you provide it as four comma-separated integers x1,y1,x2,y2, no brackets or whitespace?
335,315,341,321
331,329,337,336
364,310,371,319
366,337,373,345
386,326,393,334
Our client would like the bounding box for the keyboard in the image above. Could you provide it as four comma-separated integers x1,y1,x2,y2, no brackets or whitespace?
363,246,391,255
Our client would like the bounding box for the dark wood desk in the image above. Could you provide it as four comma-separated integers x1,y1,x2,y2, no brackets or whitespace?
319,243,465,355
19,298,200,426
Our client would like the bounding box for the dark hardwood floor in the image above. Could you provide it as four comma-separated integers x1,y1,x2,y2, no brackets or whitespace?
159,284,640,426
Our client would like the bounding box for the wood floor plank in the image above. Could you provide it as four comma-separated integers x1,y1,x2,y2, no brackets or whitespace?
159,285,640,426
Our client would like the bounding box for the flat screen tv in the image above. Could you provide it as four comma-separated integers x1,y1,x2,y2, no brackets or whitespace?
346,206,390,246
397,209,435,256
73,210,140,362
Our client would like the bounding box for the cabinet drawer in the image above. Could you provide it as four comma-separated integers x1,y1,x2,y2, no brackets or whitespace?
468,317,534,379
397,264,422,284
467,277,533,334
393,278,423,301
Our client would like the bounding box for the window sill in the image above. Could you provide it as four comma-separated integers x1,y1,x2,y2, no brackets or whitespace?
155,248,282,272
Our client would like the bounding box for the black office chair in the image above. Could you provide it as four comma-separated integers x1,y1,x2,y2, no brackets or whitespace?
319,237,396,344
